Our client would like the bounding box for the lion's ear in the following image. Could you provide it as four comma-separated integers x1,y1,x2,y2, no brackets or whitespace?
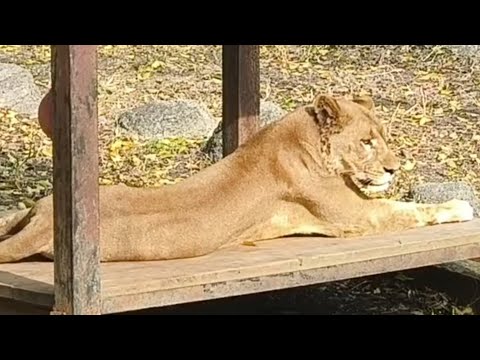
353,95,375,111
312,95,342,119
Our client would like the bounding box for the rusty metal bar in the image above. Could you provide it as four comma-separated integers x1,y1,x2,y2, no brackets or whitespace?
51,45,101,315
222,45,260,156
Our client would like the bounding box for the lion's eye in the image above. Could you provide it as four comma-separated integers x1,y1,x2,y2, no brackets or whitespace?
361,139,373,146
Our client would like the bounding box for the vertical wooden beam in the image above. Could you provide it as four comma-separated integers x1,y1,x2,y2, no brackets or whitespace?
51,45,101,315
222,45,260,157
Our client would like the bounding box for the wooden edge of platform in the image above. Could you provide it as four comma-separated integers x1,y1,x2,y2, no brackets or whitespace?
102,242,480,314
0,285,53,309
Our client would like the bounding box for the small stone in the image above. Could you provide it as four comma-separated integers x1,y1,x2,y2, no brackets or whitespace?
17,202,27,210
411,310,424,315
410,181,480,217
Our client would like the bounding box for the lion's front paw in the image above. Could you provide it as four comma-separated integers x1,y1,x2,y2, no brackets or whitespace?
436,199,474,224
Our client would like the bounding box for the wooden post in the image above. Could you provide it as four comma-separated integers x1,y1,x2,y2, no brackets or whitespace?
51,45,102,315
222,45,260,156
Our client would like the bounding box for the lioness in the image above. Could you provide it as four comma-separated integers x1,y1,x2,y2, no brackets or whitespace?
0,94,474,263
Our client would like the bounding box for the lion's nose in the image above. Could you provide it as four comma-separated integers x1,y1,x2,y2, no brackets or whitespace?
383,152,401,175
384,166,397,175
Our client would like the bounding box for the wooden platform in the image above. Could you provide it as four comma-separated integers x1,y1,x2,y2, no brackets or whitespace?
1,219,480,314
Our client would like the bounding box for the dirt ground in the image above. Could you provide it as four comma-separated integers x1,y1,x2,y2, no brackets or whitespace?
0,45,479,315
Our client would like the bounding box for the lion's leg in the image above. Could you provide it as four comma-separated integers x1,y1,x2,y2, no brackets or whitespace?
375,198,473,228
345,198,474,236
0,208,31,237
236,201,367,245
295,176,475,237
0,210,52,263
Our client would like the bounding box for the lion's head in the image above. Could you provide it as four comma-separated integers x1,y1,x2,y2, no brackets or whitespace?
311,94,400,195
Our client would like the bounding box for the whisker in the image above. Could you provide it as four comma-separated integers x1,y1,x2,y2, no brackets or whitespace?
339,169,355,176
359,178,373,186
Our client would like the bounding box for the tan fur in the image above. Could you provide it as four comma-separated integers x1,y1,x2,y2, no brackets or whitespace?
0,94,474,263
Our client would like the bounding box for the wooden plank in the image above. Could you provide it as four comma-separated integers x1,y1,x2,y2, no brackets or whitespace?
0,298,49,315
1,220,480,313
222,45,260,156
51,45,101,315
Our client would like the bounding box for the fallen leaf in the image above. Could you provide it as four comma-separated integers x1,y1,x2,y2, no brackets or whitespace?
437,153,448,161
449,132,458,140
452,306,474,315
37,180,52,189
395,274,414,281
110,154,123,163
402,160,416,171
109,138,135,152
131,155,142,166
419,116,432,126
144,154,157,161
137,71,152,81
446,159,457,168
6,110,17,119
441,145,453,153
41,146,52,157
418,73,439,81
449,100,460,111
455,115,469,122
151,60,163,69
100,178,114,185
317,70,331,79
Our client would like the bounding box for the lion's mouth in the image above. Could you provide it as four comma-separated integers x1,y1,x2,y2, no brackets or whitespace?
363,182,391,193
354,173,394,194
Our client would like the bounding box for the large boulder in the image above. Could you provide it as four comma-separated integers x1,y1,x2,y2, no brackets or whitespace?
0,63,42,117
117,99,217,140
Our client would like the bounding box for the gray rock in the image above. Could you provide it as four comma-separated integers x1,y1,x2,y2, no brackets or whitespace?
0,63,42,117
258,101,288,126
202,101,287,163
410,181,480,217
117,99,217,140
447,45,480,56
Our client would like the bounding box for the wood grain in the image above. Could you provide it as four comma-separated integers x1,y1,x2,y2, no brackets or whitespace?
222,45,260,156
52,45,101,315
